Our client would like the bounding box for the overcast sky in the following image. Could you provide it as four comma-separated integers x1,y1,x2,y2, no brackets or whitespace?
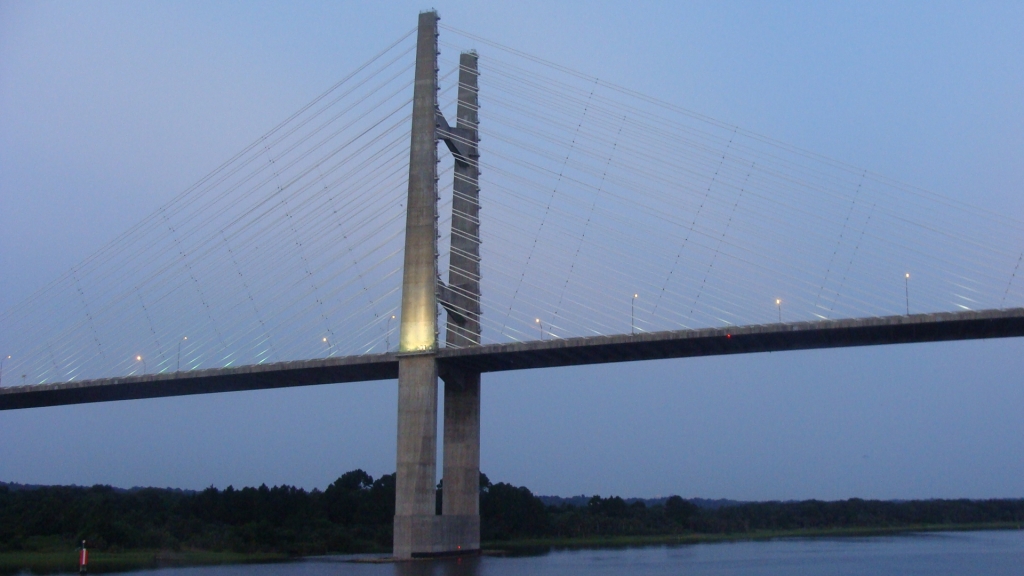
2,1,1023,500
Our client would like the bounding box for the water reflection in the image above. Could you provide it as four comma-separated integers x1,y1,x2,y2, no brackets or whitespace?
393,555,482,576
78,530,1024,576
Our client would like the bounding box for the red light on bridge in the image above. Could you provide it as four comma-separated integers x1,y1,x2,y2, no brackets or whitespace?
726,334,731,339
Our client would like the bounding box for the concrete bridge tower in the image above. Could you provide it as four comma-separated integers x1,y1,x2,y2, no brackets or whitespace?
393,10,481,558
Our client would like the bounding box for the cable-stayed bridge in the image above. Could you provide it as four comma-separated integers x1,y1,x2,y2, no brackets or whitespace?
2,12,1023,557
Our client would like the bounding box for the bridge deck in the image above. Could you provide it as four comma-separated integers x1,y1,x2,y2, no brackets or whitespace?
3,308,1022,410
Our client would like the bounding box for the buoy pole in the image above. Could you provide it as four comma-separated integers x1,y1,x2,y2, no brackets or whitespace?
79,540,87,574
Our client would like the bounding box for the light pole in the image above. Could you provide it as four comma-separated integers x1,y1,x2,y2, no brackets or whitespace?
176,336,188,372
387,314,396,351
905,273,910,315
135,355,147,375
536,318,543,340
631,293,638,334
0,355,9,387
322,336,334,357
776,299,782,323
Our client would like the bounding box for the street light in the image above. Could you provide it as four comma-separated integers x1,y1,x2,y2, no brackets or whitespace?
631,294,639,334
776,299,782,323
322,336,334,357
536,318,543,341
135,355,147,375
387,315,396,351
905,273,910,315
0,355,9,387
176,336,188,372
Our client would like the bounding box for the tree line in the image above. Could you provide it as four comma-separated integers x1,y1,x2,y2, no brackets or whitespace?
2,472,1022,554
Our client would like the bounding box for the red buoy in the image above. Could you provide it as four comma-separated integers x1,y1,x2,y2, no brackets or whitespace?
79,540,88,574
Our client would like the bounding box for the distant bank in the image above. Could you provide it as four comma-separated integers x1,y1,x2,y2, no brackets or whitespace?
2,473,1022,573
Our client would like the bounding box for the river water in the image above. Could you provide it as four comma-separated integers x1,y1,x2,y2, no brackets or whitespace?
112,530,1023,575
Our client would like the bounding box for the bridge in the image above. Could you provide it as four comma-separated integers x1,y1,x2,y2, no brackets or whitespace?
5,307,1024,410
2,11,1023,558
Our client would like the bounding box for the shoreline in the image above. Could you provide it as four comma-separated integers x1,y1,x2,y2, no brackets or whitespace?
3,523,1022,573
0,550,289,575
482,521,1024,552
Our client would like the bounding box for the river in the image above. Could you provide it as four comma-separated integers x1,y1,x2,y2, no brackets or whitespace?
109,530,1023,575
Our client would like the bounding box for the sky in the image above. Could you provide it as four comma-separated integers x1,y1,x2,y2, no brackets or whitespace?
1,1,1023,501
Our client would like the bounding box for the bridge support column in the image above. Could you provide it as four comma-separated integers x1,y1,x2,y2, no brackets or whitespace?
438,50,482,553
394,14,482,558
440,368,481,550
393,10,441,559
393,355,440,558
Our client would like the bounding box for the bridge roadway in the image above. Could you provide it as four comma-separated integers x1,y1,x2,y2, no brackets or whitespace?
3,307,1023,410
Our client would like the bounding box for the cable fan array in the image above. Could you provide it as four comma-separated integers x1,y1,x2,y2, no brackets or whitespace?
437,26,1024,346
3,25,1023,387
0,30,420,385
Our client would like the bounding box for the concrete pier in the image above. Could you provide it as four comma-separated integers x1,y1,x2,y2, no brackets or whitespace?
439,50,482,552
392,10,483,559
393,355,440,557
440,368,481,550
393,10,441,559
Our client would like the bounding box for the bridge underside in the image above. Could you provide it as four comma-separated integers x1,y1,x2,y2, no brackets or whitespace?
3,307,1022,411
